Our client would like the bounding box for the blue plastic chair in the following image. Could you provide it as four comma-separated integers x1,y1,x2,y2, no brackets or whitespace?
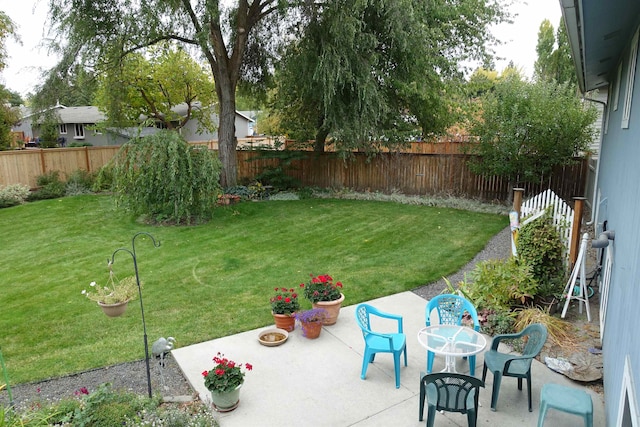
355,303,407,389
425,294,480,375
482,323,548,412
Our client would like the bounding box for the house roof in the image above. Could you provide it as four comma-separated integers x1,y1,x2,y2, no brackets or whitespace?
57,106,105,124
561,0,640,92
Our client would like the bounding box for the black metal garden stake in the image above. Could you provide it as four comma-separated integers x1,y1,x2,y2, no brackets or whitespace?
109,232,160,398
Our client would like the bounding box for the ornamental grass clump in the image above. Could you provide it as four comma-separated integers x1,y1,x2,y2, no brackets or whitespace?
301,274,343,303
270,287,300,315
202,353,252,393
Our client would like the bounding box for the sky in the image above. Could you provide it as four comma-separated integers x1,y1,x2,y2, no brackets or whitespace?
1,0,563,98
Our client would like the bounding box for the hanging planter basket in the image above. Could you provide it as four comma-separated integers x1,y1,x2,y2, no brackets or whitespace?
98,300,130,317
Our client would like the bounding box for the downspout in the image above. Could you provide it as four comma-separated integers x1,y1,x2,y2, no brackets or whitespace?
582,95,607,226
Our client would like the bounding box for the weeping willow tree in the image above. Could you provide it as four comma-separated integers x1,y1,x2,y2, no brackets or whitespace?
111,130,222,224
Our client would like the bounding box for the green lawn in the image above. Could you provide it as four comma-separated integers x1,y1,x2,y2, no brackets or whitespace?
0,195,506,384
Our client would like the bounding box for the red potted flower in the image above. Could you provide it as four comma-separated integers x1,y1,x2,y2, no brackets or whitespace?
270,287,300,331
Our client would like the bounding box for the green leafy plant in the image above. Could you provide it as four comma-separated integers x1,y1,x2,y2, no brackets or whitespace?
301,274,344,303
202,353,252,393
112,130,222,224
270,287,301,315
460,257,538,311
82,270,138,304
478,308,516,336
517,210,566,297
71,383,148,426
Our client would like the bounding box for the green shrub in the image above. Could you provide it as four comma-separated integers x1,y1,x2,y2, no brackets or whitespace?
251,149,305,191
66,169,96,195
517,210,566,297
92,164,115,192
112,130,222,224
27,171,66,201
459,257,539,311
224,185,251,199
0,184,30,208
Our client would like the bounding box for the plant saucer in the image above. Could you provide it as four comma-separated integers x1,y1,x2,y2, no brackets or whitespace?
258,328,288,347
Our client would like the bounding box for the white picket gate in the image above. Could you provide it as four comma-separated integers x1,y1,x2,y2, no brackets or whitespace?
520,189,574,262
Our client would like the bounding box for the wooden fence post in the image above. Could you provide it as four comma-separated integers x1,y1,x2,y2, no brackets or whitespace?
513,188,525,217
569,197,586,269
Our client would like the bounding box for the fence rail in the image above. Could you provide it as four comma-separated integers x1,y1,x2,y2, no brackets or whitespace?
0,147,588,203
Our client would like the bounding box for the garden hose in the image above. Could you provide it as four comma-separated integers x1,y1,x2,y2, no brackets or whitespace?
0,346,12,407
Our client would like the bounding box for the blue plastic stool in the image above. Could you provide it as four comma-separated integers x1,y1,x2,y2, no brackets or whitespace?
538,383,593,427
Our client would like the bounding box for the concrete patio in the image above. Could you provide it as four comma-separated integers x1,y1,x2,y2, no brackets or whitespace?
172,291,604,426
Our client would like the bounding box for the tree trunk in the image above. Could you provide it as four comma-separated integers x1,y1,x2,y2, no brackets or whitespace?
218,95,238,188
314,126,330,152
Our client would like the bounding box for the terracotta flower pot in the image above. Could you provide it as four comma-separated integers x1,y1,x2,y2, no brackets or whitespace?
312,293,345,325
300,321,323,339
98,300,129,317
272,312,296,332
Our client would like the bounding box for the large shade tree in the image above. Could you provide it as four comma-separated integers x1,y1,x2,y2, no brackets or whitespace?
0,12,20,150
533,19,577,87
47,0,286,187
272,0,505,152
94,47,216,131
467,75,596,196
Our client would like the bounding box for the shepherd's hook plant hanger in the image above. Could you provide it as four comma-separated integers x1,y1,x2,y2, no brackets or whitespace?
109,232,160,398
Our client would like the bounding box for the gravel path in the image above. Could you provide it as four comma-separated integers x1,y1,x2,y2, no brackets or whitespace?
412,226,512,300
1,227,512,410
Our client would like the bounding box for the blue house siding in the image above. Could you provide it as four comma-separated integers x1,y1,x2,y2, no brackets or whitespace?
594,23,640,426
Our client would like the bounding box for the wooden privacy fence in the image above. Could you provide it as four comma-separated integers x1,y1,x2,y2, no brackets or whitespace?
279,152,588,203
0,146,120,188
0,147,588,203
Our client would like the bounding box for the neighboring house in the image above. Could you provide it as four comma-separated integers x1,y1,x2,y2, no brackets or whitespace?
12,104,254,147
563,1,640,426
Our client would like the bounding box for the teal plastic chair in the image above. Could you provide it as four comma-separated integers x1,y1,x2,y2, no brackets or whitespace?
425,294,480,375
482,323,548,412
419,372,484,427
355,303,407,389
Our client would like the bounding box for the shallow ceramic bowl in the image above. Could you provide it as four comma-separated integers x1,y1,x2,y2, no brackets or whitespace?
258,328,289,347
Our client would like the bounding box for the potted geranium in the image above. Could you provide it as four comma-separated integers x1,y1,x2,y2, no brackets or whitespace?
300,274,345,325
82,271,139,317
270,287,300,332
295,308,328,339
202,352,252,412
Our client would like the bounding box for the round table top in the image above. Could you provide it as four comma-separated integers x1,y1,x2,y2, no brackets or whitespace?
417,325,486,357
